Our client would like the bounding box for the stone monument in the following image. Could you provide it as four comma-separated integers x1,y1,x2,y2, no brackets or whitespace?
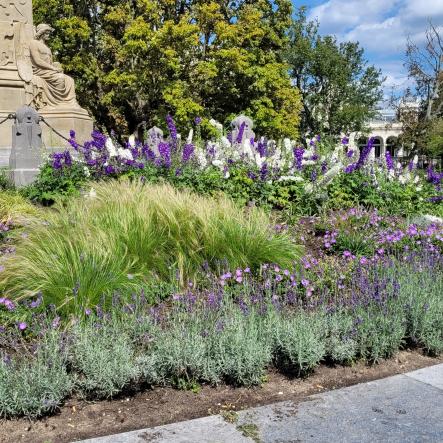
0,1,93,166
9,105,41,186
231,115,255,144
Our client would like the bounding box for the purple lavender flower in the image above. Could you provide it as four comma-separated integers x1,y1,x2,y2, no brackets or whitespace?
194,116,202,126
346,150,354,158
341,136,350,145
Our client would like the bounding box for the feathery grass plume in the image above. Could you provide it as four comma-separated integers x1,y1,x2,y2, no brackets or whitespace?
0,191,40,225
0,181,301,313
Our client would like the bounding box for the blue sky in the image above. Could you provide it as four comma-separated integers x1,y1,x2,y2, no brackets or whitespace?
294,0,443,97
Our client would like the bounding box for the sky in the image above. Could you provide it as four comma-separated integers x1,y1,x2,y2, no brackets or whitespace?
294,0,443,99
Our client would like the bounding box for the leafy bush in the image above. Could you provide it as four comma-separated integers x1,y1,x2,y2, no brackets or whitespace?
0,332,72,418
1,181,301,312
21,161,88,206
70,320,139,399
273,312,327,375
326,310,358,364
213,309,273,386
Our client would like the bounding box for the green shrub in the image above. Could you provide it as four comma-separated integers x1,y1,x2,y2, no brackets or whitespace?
355,303,407,362
399,266,443,355
70,320,139,399
0,332,71,418
273,311,327,375
1,181,301,313
326,310,358,364
152,319,219,387
213,310,273,386
21,161,88,206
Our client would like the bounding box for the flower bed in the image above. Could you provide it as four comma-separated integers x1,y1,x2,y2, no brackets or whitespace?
0,117,442,421
22,116,443,219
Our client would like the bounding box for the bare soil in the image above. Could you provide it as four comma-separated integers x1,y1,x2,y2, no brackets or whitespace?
1,350,441,443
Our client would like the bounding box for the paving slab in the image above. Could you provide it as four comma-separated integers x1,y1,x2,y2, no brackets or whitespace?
77,415,252,443
78,364,443,443
406,363,443,390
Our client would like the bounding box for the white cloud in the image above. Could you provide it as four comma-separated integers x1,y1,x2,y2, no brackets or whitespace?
307,0,443,92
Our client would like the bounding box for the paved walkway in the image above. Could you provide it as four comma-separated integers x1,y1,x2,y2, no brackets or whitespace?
78,364,443,443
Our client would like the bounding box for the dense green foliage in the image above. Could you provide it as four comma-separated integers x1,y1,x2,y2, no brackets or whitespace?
33,0,301,138
285,8,383,137
1,181,300,312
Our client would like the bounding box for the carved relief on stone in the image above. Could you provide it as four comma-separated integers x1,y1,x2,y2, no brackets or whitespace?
0,22,14,66
0,0,32,24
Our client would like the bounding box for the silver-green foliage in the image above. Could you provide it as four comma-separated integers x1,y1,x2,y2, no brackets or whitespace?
273,311,327,375
355,302,407,363
70,320,139,399
0,332,72,418
327,310,358,364
211,310,273,386
400,266,443,354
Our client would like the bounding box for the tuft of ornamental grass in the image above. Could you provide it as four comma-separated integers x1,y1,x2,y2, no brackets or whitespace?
1,181,301,312
0,191,40,225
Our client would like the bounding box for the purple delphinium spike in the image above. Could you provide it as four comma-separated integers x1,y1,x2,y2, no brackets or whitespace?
385,151,394,170
182,143,195,163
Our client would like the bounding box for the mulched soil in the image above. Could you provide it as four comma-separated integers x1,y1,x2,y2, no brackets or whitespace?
1,349,441,443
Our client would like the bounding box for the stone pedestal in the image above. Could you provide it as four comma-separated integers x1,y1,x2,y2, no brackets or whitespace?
0,107,93,167
39,107,93,149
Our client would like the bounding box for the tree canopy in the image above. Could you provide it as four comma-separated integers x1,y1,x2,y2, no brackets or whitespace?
33,0,302,138
285,8,383,137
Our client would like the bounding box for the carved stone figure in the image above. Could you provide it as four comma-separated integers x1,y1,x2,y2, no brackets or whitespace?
29,24,80,109
231,115,255,144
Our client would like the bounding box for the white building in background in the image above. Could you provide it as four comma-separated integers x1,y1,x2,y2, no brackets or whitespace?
348,108,406,159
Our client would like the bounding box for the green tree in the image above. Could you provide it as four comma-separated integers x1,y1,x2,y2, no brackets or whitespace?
426,118,443,158
33,0,301,138
285,8,383,138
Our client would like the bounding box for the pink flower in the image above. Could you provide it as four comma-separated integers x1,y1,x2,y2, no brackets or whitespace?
301,279,310,287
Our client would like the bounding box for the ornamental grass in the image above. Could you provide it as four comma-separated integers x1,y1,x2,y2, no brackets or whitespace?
0,181,301,312
0,191,40,225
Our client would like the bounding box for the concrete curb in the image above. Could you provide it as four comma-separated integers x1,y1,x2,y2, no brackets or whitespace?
77,364,443,443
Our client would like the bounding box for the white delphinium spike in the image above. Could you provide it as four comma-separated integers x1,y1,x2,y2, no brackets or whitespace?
187,129,194,144
242,139,254,159
118,148,133,161
220,136,231,149
128,135,136,148
255,153,264,169
196,149,208,169
106,137,118,158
